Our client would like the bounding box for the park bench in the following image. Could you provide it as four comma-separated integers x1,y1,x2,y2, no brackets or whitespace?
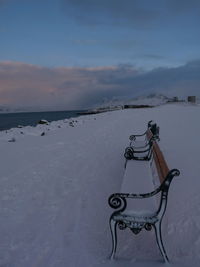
129,120,160,149
108,135,180,262
124,121,159,163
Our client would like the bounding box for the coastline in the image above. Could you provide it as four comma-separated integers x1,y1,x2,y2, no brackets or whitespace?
0,110,84,131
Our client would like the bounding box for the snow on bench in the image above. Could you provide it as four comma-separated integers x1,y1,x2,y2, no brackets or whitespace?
108,138,180,262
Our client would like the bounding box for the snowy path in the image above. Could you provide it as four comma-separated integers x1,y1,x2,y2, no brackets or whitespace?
0,104,200,266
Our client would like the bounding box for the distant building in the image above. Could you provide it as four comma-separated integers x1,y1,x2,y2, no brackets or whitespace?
187,96,196,103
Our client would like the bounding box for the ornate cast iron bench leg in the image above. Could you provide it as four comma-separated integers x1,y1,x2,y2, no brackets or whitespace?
109,217,118,259
108,170,180,262
154,221,169,262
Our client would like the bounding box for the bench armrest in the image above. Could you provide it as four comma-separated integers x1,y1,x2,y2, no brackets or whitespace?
108,187,161,212
129,131,147,141
125,145,151,154
124,145,152,161
108,169,180,212
129,121,154,141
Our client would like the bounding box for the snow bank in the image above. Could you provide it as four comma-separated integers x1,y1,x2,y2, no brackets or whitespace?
0,103,199,266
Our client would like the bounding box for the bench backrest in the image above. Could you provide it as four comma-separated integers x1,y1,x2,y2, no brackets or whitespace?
145,123,159,143
146,128,153,141
152,141,169,184
149,123,159,139
149,140,180,216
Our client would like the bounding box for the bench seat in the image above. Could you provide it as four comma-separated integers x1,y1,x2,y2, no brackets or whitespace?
121,160,156,213
130,139,149,148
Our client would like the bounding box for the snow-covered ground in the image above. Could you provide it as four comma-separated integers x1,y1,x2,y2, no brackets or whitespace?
0,102,200,267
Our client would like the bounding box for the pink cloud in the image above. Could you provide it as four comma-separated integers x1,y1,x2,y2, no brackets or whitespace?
1,60,200,111
0,61,138,110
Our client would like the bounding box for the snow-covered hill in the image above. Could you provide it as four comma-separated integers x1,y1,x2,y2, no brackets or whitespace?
0,102,199,267
96,94,179,109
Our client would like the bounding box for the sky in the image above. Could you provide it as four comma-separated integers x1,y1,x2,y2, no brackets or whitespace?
0,0,200,111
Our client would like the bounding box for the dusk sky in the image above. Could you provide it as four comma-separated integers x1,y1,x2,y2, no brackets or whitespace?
0,0,200,110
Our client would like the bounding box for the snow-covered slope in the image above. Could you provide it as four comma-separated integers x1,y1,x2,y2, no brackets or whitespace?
0,103,199,267
96,94,171,109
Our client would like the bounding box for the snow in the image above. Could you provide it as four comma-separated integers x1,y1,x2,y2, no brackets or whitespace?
97,94,171,109
0,102,200,266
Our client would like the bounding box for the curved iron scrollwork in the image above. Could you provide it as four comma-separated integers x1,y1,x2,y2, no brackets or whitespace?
108,194,127,212
117,220,154,235
129,135,136,141
124,147,134,160
118,221,127,230
145,223,152,231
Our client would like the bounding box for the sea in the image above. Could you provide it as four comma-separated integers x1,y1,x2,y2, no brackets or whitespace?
0,110,84,131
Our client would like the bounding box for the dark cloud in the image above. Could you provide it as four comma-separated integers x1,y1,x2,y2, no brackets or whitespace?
0,60,200,110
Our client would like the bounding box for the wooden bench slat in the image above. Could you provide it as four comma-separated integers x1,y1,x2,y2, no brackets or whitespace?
146,129,153,140
152,141,169,183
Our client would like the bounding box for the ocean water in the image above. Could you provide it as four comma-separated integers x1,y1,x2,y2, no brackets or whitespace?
0,110,83,131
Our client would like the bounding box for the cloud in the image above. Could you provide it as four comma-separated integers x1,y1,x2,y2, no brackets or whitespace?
0,62,138,110
0,60,200,111
61,0,200,28
140,54,165,60
61,0,159,27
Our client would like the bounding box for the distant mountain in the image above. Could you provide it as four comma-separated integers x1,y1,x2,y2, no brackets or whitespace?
0,106,35,114
0,106,12,113
95,93,172,109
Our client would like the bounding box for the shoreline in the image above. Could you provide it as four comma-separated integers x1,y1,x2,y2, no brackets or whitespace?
0,110,84,132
